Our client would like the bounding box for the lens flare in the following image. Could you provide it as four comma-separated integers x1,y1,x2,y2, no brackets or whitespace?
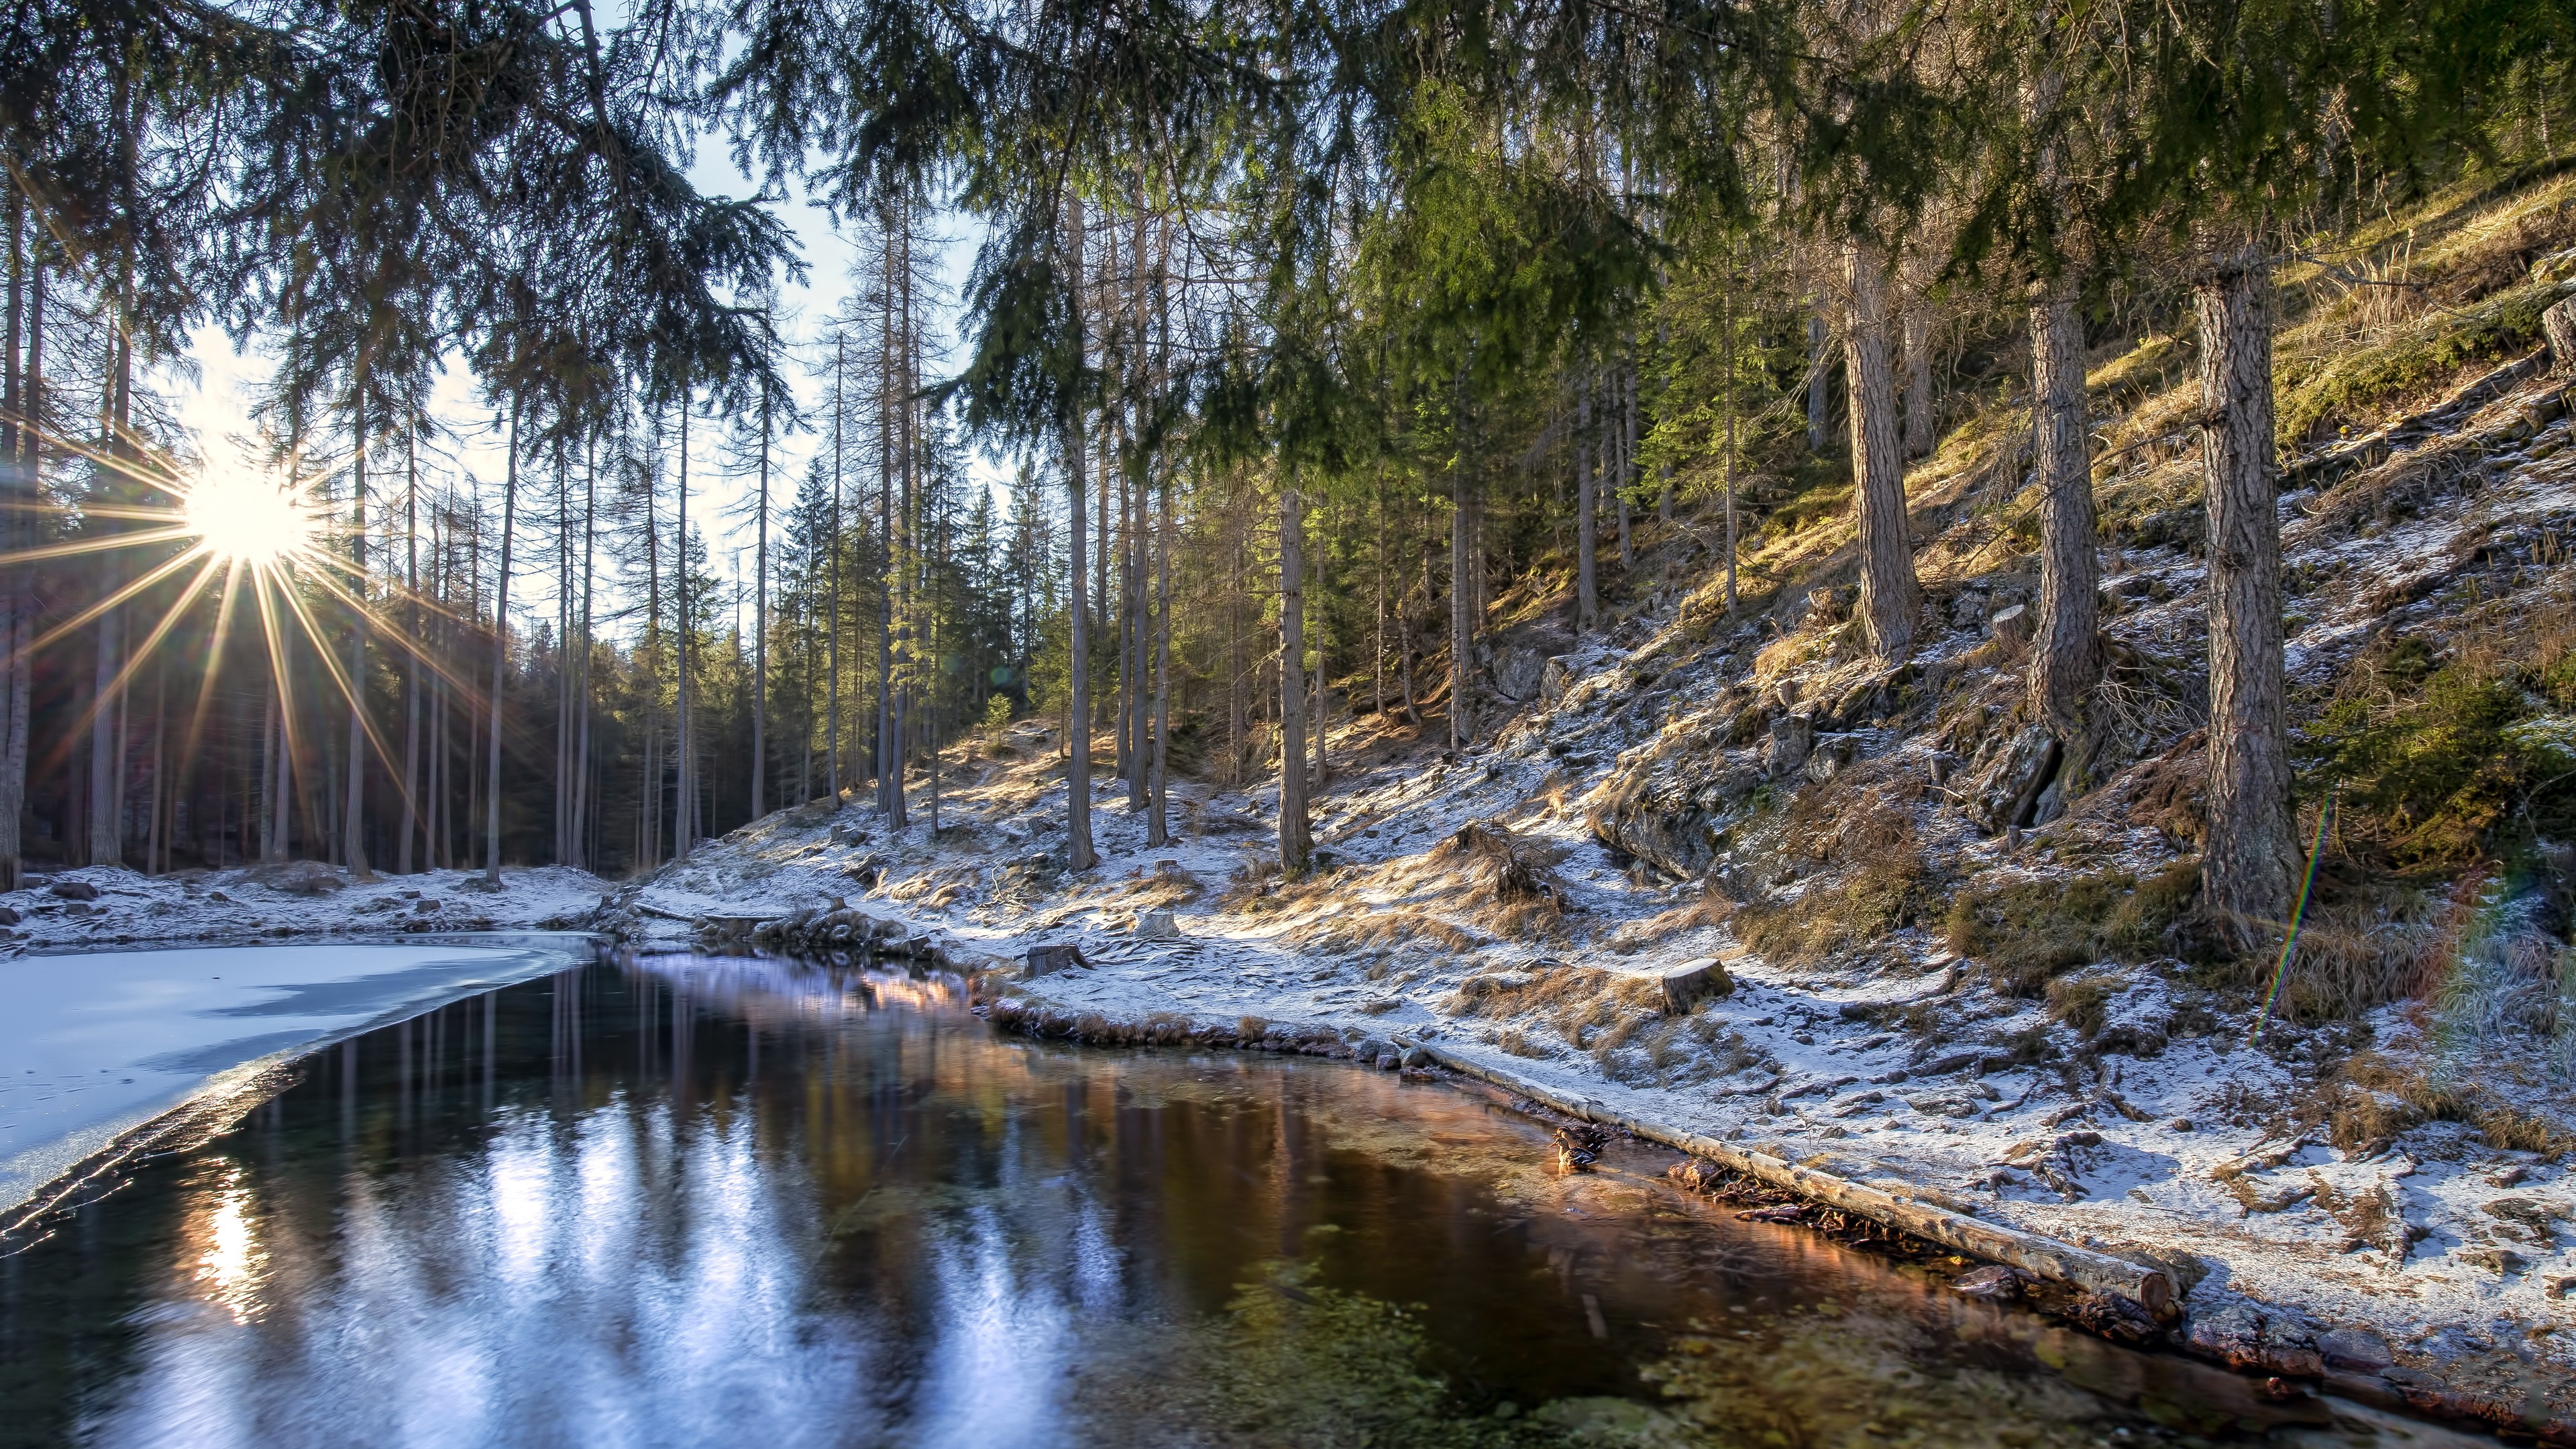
185,468,311,566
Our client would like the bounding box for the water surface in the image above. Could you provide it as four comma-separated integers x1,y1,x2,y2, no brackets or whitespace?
0,955,2477,1448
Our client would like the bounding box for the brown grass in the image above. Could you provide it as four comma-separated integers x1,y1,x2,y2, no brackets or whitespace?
2312,1051,2576,1158
1734,786,1939,967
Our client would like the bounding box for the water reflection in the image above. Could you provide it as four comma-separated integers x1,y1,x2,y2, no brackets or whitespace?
0,956,2481,1449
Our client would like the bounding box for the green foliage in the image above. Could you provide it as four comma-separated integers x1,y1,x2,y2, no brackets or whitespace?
2307,643,2576,864
2275,278,2570,444
1943,864,2202,996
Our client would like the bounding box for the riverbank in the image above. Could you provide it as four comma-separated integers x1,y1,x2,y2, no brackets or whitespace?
598,701,2575,1438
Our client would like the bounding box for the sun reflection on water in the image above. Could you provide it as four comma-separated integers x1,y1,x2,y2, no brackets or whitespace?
186,1163,267,1322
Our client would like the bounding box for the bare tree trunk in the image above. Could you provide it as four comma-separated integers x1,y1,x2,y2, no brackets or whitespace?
264,680,286,862
344,383,370,876
485,405,518,888
1062,197,1096,871
399,435,421,872
1450,453,1472,753
1616,356,1634,568
2030,290,2100,755
1902,301,1936,460
1278,478,1311,871
2196,246,2297,935
89,599,123,867
0,202,26,890
1575,367,1598,631
573,435,595,867
1723,275,1739,612
1807,311,1831,452
1147,460,1171,848
1844,240,1921,659
751,397,769,820
674,398,694,858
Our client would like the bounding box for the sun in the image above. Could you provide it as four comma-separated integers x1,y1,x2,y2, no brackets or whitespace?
186,467,313,566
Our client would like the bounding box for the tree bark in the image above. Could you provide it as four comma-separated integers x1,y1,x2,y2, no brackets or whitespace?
1148,458,1171,848
0,202,25,890
752,397,769,820
343,382,370,876
2196,247,2297,935
485,405,518,888
2029,290,2101,755
1575,368,1597,631
1450,455,1472,753
399,435,421,872
1845,241,1920,659
1062,197,1096,872
1278,477,1311,871
1807,311,1831,452
1902,301,1936,460
674,398,694,859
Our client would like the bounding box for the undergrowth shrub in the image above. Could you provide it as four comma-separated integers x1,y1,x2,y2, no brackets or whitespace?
1942,863,2202,997
2306,608,2576,865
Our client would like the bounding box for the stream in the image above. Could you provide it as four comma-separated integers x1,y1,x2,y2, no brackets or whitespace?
0,953,2485,1448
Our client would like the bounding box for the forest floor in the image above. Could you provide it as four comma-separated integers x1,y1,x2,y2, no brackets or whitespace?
619,174,2576,1430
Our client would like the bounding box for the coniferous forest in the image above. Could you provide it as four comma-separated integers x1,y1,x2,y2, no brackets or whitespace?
0,0,2567,927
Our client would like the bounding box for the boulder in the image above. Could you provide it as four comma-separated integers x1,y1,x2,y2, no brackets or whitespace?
1659,957,1733,1014
2546,294,2576,375
1766,713,1815,780
1538,656,1576,705
1025,943,1089,976
1967,727,2060,834
46,880,99,902
1492,647,1548,702
1803,733,1860,784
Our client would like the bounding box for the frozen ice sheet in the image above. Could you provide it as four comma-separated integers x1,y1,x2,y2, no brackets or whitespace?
0,941,585,1217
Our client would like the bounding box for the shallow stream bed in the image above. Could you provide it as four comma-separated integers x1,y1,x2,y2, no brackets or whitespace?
0,954,2485,1448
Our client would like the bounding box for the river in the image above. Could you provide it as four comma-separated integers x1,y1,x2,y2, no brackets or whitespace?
0,954,2481,1448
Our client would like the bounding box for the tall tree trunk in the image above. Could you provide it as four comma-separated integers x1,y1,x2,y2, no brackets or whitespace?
1575,368,1597,631
89,597,123,867
2196,246,2296,936
1807,311,1831,452
1278,478,1311,871
1902,301,1936,460
1449,446,1472,753
485,405,518,887
343,380,370,876
1062,196,1096,871
1845,240,1921,659
1148,459,1171,848
2030,290,2100,755
674,398,694,858
0,199,26,890
1618,354,1636,567
752,396,769,820
399,434,421,872
1723,275,1739,612
574,437,595,867
264,680,286,862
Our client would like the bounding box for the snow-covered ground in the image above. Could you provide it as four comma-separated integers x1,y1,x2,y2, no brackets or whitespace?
0,940,589,1223
0,863,614,949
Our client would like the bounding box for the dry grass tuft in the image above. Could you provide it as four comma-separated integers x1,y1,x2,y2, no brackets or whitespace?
1735,788,1940,967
